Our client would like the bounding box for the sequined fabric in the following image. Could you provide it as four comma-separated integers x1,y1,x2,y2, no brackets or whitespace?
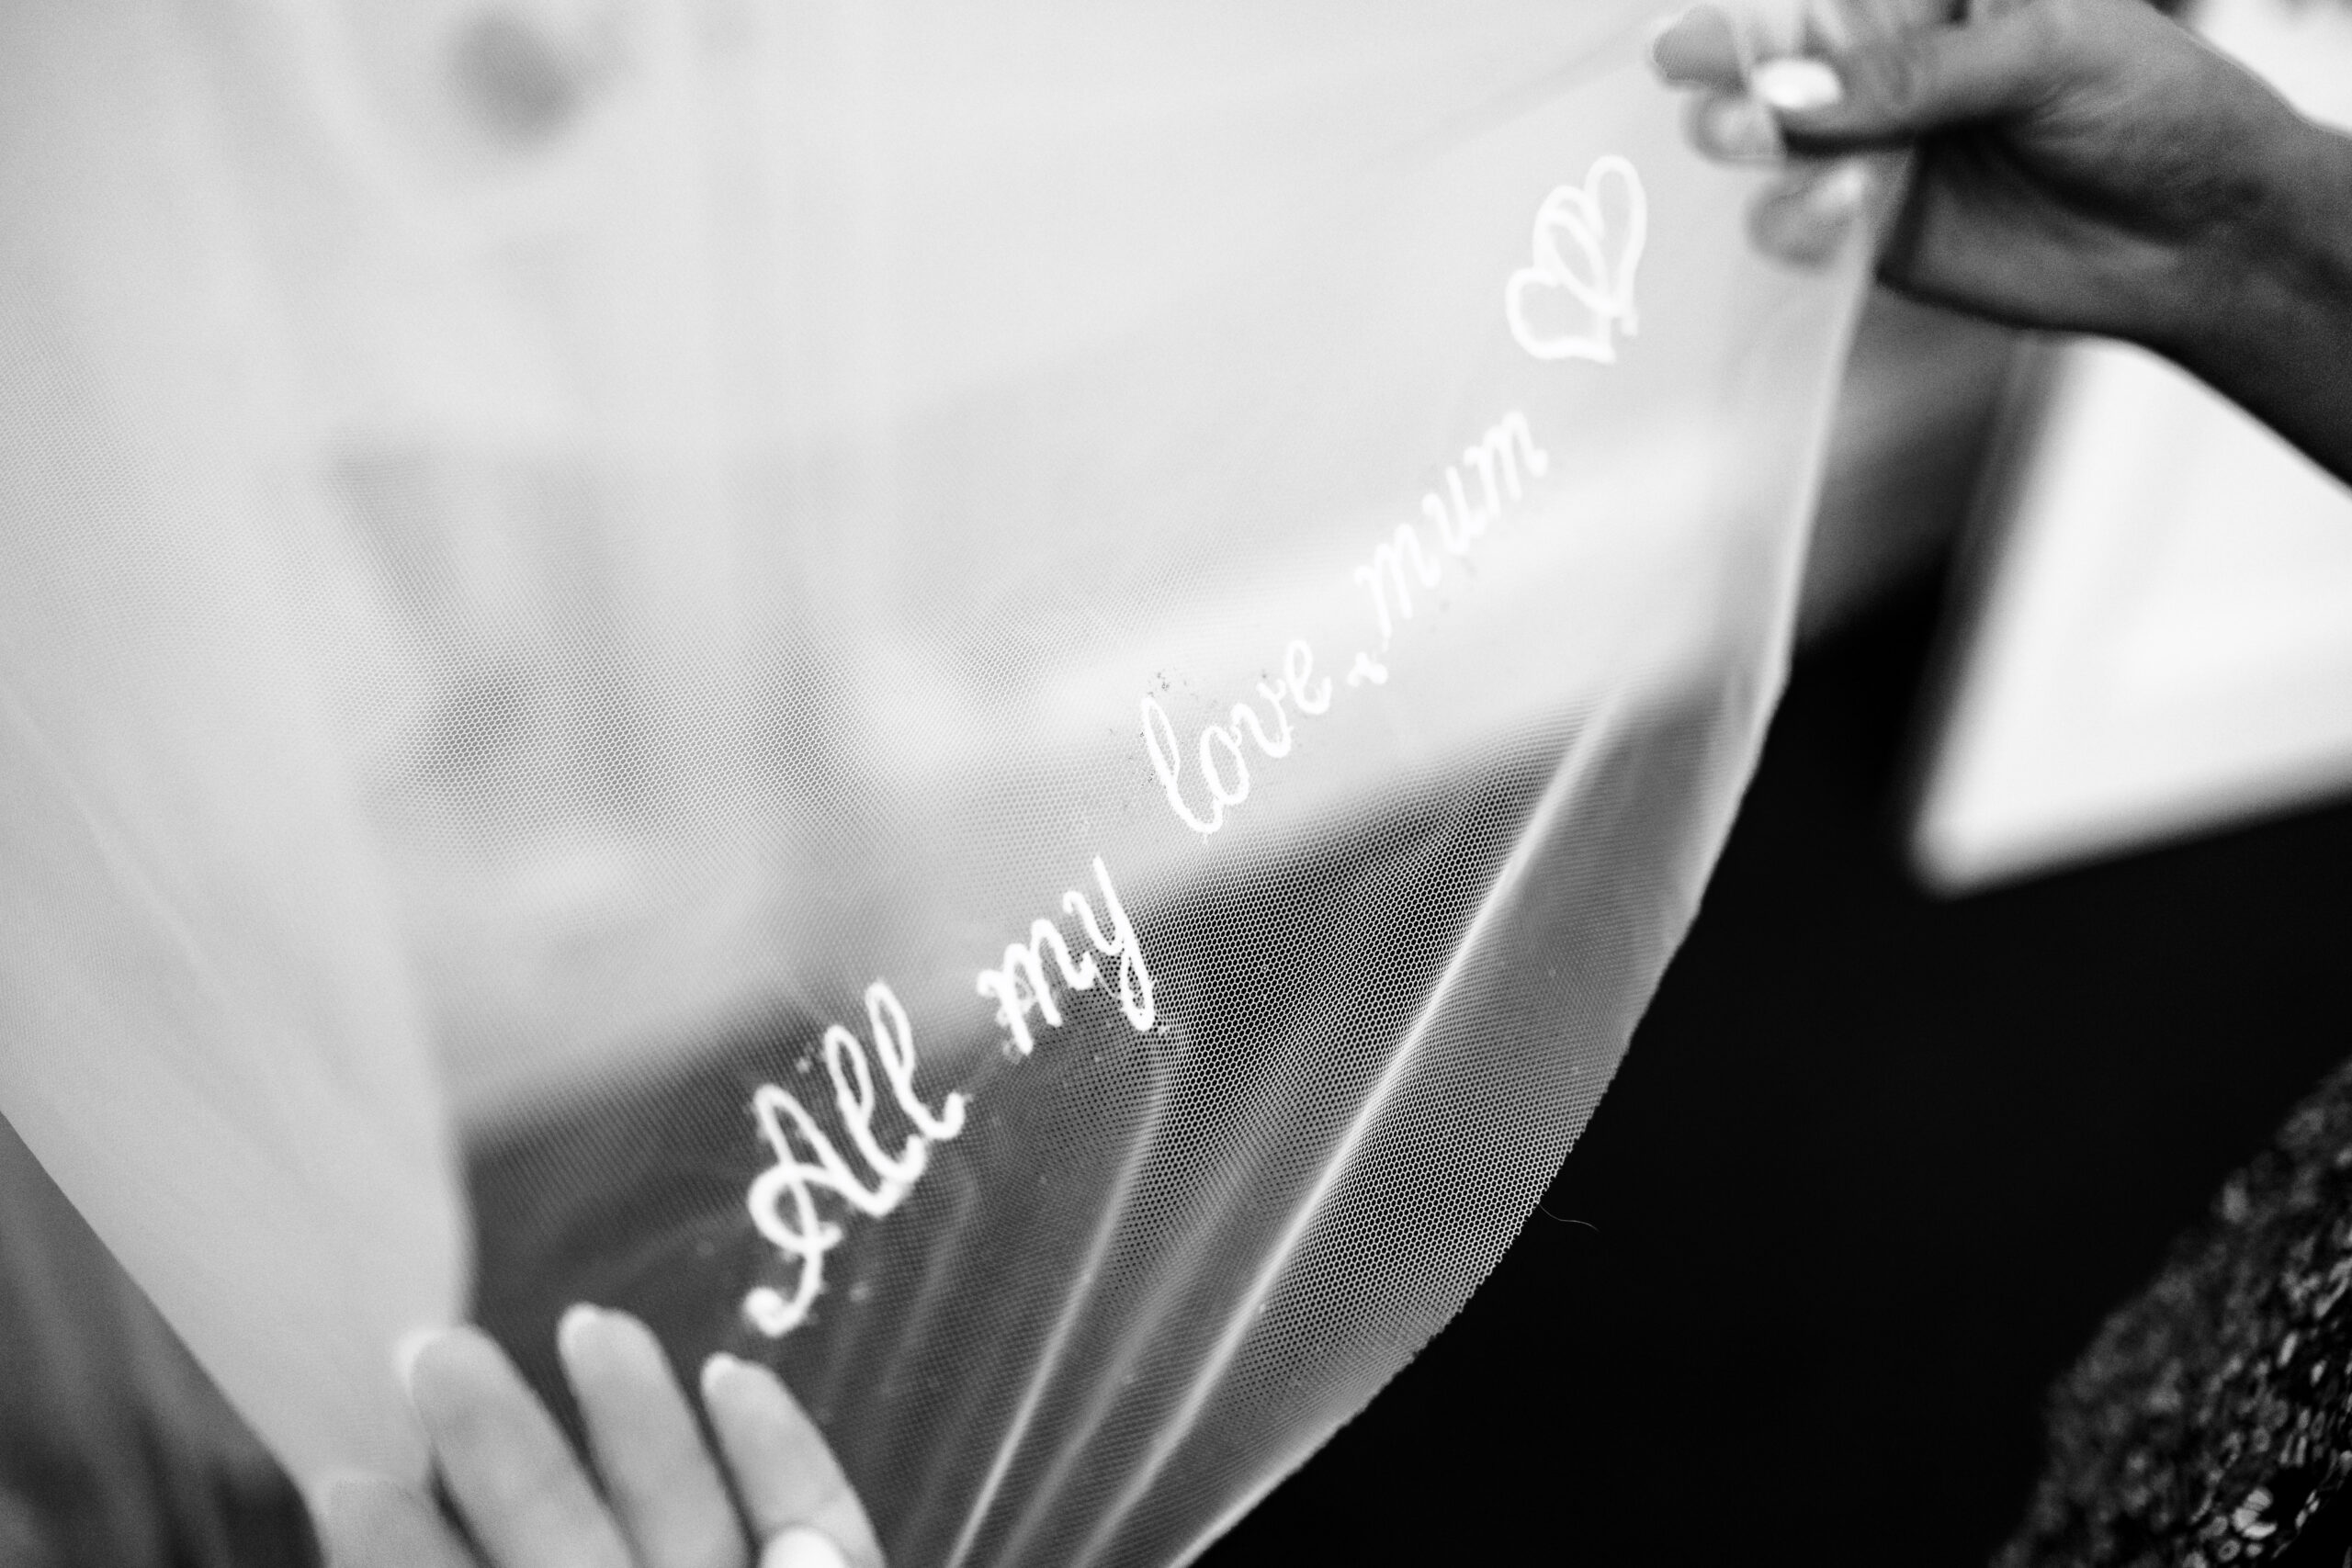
2001,1056,2352,1567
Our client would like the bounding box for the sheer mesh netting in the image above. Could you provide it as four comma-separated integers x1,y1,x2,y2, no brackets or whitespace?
0,0,1874,1562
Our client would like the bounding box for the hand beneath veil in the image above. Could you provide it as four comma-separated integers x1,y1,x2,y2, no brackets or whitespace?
1652,0,2352,482
313,1308,885,1568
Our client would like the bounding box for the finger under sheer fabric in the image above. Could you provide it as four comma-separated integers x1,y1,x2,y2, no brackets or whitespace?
0,1,1883,1562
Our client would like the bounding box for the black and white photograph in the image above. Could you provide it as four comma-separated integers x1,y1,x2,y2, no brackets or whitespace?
3,0,2350,1563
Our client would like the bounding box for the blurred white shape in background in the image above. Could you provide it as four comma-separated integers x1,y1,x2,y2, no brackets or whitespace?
1911,0,2352,892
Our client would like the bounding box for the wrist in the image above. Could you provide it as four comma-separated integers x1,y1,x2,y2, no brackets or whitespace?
2161,117,2352,484
2162,117,2352,389
2260,121,2352,337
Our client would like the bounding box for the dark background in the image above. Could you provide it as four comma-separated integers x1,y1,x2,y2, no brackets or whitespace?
1204,569,2352,1566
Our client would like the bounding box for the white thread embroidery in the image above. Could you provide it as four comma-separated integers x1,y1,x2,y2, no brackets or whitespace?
742,982,967,1337
1506,154,1646,364
1351,525,1446,649
1350,410,1549,649
976,855,1158,1056
1139,639,1330,838
1136,411,1552,836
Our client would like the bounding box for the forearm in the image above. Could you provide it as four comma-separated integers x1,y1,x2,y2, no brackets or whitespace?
2159,118,2352,488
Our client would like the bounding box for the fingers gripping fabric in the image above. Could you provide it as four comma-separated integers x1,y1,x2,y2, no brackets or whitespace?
0,0,1872,1560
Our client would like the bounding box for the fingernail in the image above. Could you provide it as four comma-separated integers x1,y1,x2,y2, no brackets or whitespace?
1649,4,1738,82
1645,6,1692,72
1804,159,1871,219
1698,94,1782,161
391,1327,442,1395
701,1349,750,1403
1751,56,1843,112
760,1524,850,1568
556,1303,604,1364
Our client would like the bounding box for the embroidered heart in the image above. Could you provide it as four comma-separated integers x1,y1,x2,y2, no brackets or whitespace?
1506,154,1647,365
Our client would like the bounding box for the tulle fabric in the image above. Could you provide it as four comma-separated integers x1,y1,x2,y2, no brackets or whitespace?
0,0,1871,1558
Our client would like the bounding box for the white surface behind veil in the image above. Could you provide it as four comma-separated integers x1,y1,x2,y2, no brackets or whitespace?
0,0,1877,1558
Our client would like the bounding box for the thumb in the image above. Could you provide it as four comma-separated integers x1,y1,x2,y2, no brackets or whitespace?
1749,5,2063,147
